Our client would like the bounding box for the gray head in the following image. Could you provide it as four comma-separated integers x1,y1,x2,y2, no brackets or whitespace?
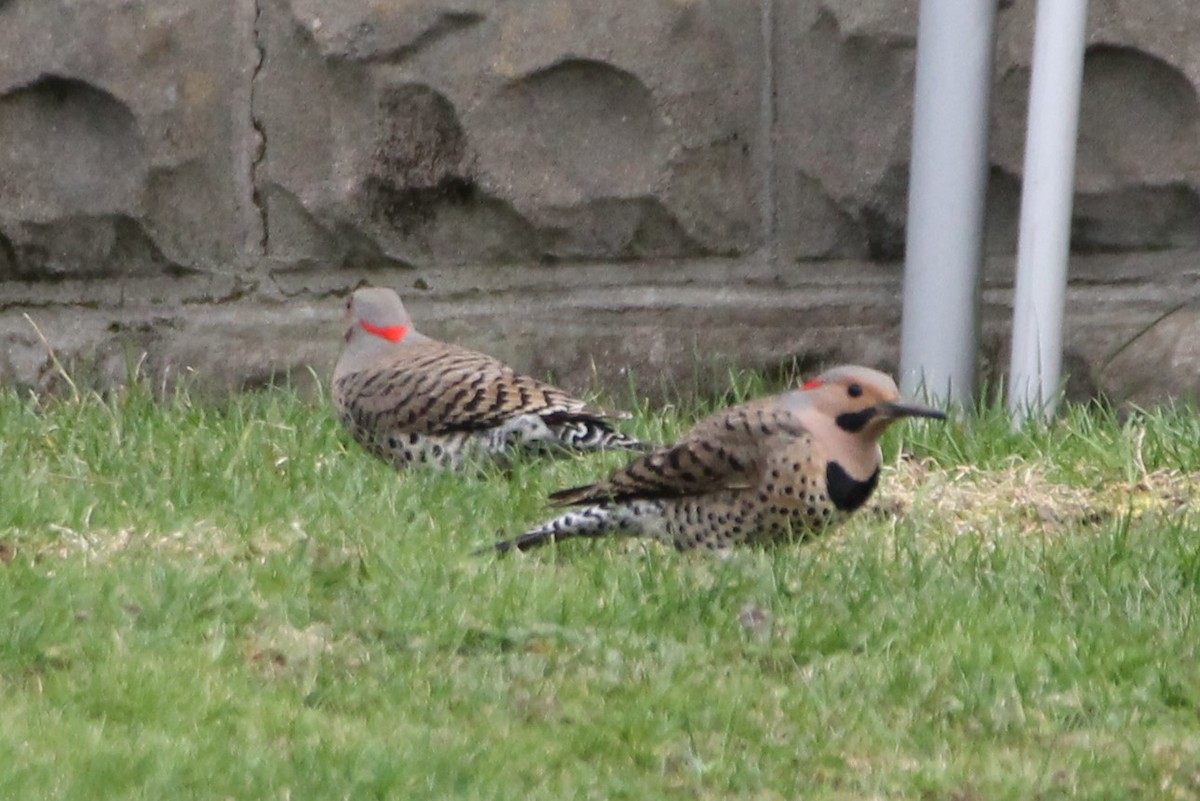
342,287,416,345
333,287,424,379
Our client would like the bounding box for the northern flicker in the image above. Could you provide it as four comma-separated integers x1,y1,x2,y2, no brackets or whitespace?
332,287,648,471
484,365,945,553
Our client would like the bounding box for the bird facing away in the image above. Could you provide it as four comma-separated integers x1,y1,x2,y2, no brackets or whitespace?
485,365,946,553
332,287,648,471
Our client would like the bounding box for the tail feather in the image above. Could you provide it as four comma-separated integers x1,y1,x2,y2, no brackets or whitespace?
600,430,655,453
548,482,604,506
477,506,618,555
544,416,653,454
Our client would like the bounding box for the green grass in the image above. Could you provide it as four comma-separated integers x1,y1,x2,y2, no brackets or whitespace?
1,377,1198,799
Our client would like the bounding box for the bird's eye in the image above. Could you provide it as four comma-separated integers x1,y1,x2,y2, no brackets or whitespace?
847,383,863,398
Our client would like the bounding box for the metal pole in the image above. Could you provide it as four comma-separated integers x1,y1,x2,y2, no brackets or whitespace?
899,0,997,406
1008,0,1090,422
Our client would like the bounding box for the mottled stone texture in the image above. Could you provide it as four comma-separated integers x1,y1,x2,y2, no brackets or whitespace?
254,0,763,268
0,1,259,274
1,0,1198,405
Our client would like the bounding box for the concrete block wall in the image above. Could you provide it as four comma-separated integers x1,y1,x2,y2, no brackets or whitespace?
1,0,1197,403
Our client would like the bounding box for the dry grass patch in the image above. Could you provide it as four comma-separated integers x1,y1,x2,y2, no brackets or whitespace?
879,456,1196,539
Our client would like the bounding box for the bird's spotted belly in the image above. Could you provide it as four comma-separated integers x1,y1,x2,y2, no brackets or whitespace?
369,428,471,470
659,489,844,551
352,416,562,472
752,502,842,545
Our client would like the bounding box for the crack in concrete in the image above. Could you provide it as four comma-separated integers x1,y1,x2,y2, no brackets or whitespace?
360,11,485,64
759,0,777,269
179,277,261,306
249,0,269,258
266,273,357,301
0,300,73,313
1100,297,1199,372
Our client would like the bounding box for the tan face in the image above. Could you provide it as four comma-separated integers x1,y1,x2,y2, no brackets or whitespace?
802,366,945,435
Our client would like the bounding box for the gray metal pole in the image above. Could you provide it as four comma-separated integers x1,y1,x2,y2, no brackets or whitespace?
1008,0,1090,422
899,0,997,406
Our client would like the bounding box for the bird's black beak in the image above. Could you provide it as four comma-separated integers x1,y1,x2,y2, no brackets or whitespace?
877,401,947,421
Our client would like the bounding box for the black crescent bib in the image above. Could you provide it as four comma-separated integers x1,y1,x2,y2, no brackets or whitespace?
825,461,881,512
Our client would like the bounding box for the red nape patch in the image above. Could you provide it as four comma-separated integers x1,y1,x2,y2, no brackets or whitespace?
360,321,408,342
801,379,824,391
